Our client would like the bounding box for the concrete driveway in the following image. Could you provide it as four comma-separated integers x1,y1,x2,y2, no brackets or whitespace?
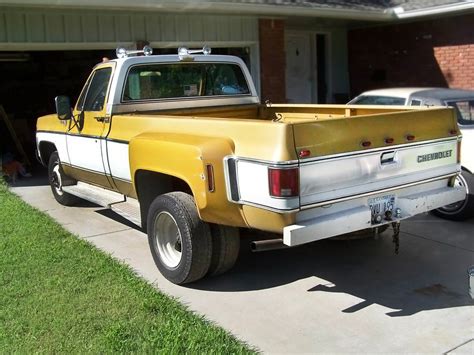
10,173,474,353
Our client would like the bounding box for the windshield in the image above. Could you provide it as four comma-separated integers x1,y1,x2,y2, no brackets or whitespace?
123,62,250,102
447,100,474,126
350,95,406,105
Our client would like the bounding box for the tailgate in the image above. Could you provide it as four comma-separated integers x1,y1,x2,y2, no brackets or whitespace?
291,107,460,207
299,138,459,206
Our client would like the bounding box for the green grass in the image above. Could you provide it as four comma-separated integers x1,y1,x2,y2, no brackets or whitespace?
0,181,255,353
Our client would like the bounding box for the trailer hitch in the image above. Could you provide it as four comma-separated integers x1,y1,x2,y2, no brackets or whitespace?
391,221,401,255
383,209,401,255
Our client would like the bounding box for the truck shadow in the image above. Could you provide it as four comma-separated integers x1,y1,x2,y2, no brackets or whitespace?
191,231,474,317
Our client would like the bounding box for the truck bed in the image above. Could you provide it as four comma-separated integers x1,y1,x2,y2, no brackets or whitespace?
122,103,460,159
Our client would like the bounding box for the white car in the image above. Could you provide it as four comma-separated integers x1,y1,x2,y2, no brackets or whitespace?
349,88,474,220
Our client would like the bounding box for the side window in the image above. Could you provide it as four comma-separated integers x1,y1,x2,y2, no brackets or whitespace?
449,100,474,126
350,96,405,105
410,99,422,106
76,76,92,112
83,68,112,111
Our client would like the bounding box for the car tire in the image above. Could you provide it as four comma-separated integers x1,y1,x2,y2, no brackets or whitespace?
48,152,78,206
147,192,212,284
208,225,240,276
432,170,474,221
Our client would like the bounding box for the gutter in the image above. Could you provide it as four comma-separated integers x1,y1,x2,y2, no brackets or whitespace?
392,1,474,19
1,0,473,21
0,0,395,21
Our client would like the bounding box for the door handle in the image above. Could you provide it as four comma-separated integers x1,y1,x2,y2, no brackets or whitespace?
94,116,109,123
381,151,396,165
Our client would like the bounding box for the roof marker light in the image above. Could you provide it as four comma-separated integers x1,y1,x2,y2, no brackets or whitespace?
299,149,311,158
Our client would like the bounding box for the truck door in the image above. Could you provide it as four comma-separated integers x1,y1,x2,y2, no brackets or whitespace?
66,64,114,188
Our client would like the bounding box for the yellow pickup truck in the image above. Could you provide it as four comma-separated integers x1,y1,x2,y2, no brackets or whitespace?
36,46,465,284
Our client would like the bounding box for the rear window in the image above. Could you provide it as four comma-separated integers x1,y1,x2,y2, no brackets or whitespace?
447,100,474,126
351,95,406,105
123,62,250,102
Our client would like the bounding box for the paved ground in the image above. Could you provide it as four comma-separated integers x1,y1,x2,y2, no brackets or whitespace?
9,173,474,353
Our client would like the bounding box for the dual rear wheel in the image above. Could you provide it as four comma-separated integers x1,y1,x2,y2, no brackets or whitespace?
147,192,240,285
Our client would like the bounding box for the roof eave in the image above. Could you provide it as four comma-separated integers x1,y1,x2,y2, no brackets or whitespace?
0,0,395,21
190,3,395,21
3,1,473,21
393,2,474,19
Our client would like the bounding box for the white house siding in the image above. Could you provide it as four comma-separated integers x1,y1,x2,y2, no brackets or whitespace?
0,6,260,90
0,7,258,48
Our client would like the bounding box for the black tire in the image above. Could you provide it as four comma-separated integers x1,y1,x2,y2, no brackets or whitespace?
432,170,474,221
208,225,240,276
48,152,78,206
147,192,212,284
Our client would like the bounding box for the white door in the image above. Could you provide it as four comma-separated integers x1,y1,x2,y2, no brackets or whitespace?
285,33,313,103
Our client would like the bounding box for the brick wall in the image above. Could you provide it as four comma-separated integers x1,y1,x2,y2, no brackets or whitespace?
259,19,286,103
348,13,474,97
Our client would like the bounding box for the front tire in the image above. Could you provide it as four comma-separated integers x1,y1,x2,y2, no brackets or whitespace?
432,171,474,221
147,192,212,284
48,152,78,206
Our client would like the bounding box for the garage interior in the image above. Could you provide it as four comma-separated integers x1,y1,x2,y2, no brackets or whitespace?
0,47,250,172
0,49,115,169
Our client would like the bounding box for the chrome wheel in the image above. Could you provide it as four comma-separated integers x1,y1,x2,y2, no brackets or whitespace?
51,164,64,196
154,211,182,269
48,152,78,206
438,174,468,214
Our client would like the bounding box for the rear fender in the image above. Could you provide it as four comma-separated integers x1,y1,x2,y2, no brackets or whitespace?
129,132,247,226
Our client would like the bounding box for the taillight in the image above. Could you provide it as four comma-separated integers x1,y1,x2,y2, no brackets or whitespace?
268,167,299,198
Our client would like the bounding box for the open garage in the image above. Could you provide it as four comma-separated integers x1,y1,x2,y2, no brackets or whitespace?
0,5,259,167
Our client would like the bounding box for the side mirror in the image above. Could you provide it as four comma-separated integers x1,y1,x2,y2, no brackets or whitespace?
55,96,72,120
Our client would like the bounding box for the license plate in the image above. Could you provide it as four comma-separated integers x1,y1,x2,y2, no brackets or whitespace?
368,194,396,224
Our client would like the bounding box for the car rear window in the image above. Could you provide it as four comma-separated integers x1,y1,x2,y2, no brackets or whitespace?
122,62,250,102
351,95,406,105
447,100,474,126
